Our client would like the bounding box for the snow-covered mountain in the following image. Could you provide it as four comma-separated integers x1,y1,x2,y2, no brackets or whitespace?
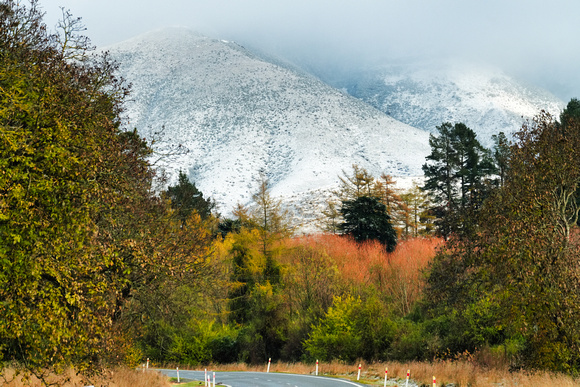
105,27,430,222
325,61,564,146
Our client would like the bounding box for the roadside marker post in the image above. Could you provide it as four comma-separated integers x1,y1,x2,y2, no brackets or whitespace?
146,358,149,369
267,358,271,373
384,367,388,387
357,364,361,381
205,369,208,386
433,376,436,387
316,360,318,376
176,367,180,383
213,371,216,387
405,369,410,387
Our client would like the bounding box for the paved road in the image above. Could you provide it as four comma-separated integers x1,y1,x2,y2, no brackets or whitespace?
158,369,368,387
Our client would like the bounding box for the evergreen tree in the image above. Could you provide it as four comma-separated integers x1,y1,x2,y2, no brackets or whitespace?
491,131,510,188
339,196,397,252
560,98,580,128
422,122,494,238
166,170,215,223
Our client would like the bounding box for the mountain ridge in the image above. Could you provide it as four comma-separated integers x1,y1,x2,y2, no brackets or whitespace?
104,27,430,224
311,60,565,146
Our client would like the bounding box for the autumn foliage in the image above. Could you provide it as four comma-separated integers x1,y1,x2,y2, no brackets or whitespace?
285,235,440,314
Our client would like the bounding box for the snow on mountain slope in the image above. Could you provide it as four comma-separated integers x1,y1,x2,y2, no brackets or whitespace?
104,27,430,221
330,61,565,146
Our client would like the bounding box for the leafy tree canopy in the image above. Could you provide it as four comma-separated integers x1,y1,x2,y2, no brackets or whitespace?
425,112,580,372
0,0,213,374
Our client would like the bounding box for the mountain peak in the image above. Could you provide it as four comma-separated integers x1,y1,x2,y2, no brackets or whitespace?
106,28,430,222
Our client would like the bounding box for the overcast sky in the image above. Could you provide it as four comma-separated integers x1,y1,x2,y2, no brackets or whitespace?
39,0,580,101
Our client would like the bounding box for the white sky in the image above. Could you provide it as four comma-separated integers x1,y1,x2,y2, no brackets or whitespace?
38,0,580,101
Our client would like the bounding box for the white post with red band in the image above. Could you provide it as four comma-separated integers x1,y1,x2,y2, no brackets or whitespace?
316,360,318,376
267,358,271,373
384,367,388,387
357,364,361,381
433,376,436,387
405,369,410,387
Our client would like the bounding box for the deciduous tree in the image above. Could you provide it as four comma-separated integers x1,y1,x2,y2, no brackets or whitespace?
426,112,580,372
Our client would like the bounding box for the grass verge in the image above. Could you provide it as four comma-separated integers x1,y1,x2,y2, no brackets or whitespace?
160,360,580,387
0,366,170,386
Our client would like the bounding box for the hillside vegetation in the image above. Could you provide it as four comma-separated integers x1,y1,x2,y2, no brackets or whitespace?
1,1,580,385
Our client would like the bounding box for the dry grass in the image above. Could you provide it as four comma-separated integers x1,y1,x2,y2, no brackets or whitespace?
176,361,580,387
0,367,170,387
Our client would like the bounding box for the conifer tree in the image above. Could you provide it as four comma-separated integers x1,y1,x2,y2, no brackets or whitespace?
422,122,494,238
166,170,215,223
336,164,376,201
339,196,397,252
400,183,431,238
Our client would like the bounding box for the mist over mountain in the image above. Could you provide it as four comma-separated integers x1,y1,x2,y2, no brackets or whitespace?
105,27,430,222
287,60,565,147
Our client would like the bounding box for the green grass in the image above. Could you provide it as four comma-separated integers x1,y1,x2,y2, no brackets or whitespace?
169,377,204,386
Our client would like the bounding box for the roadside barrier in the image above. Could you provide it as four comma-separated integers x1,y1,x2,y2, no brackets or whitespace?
384,367,388,387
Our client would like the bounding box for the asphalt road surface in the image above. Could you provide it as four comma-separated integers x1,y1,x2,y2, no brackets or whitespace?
158,369,368,387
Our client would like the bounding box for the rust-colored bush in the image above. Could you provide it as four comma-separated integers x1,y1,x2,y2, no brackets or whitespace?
284,235,441,314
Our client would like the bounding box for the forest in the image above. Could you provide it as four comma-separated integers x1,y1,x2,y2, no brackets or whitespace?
1,0,580,383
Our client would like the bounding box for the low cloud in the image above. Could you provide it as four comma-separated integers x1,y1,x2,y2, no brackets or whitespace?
40,0,580,101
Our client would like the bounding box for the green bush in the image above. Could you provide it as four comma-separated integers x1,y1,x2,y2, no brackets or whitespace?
303,295,363,362
304,295,399,362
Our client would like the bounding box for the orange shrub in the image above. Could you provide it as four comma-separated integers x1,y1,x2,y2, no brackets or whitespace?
283,234,442,315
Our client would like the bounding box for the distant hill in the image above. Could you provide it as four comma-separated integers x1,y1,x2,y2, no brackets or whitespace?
319,60,564,146
105,27,431,224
